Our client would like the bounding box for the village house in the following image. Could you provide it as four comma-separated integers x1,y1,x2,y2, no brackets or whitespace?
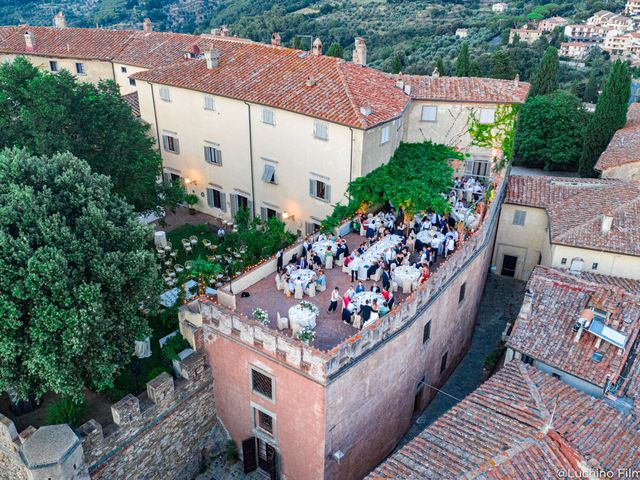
602,31,640,56
367,361,640,478
492,2,508,13
564,23,622,43
587,10,636,31
596,103,640,181
509,26,544,44
559,41,594,59
0,21,528,233
538,16,568,32
493,175,640,281
455,28,468,38
627,0,640,16
506,266,640,407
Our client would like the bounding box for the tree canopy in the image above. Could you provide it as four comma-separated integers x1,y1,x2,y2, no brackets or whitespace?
0,148,159,401
529,46,559,97
579,60,631,177
456,42,471,77
321,142,457,231
514,91,591,171
0,57,180,212
326,42,344,58
490,49,516,80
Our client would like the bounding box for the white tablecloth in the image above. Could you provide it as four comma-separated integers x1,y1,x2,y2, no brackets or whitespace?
312,240,336,257
392,265,421,285
452,208,479,227
350,291,385,310
288,303,317,334
290,268,317,285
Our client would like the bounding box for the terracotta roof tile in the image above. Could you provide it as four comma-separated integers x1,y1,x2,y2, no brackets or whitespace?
122,91,140,117
401,75,530,104
507,266,640,396
367,362,640,479
595,103,640,171
505,176,640,257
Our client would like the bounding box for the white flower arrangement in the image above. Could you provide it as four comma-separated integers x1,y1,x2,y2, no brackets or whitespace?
299,301,319,314
252,308,269,325
297,326,316,343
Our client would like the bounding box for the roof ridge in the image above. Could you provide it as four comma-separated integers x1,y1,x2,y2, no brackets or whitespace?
336,61,368,129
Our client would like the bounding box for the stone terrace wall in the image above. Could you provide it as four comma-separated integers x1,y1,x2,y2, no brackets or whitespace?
0,416,28,480
80,352,224,480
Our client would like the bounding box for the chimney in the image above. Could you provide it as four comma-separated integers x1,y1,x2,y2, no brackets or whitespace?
220,25,230,37
601,214,613,234
432,67,440,77
143,17,153,32
204,49,221,69
352,37,367,66
312,37,323,55
53,11,66,28
514,73,520,87
306,75,317,87
574,309,594,343
271,32,281,47
24,30,35,50
395,72,404,90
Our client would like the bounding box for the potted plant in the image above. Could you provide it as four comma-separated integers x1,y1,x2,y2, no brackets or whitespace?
297,326,316,344
252,308,269,325
185,194,199,215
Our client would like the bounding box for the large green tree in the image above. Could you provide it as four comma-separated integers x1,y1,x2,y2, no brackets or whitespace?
514,91,591,171
326,42,344,58
490,49,516,80
0,57,178,211
579,60,631,177
529,46,559,96
0,148,159,401
456,42,470,77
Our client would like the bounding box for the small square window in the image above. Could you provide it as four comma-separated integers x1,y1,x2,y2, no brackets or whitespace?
204,145,222,165
561,257,567,265
203,94,215,111
512,210,527,226
592,262,598,270
75,62,85,75
422,320,431,344
162,135,179,153
421,105,438,122
440,351,448,374
310,179,330,202
256,409,274,435
380,125,390,145
159,86,171,102
458,282,466,303
261,164,276,184
262,108,275,125
129,78,136,86
313,121,328,140
251,369,274,400
49,60,58,72
121,66,127,73
479,108,495,124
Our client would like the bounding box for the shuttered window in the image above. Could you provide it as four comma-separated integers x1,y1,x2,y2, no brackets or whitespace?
203,94,215,111
309,179,330,202
313,121,328,140
159,86,171,102
162,135,179,154
380,125,390,145
479,108,495,124
204,145,222,165
261,164,276,183
262,108,275,125
206,188,226,211
421,105,437,121
512,210,527,226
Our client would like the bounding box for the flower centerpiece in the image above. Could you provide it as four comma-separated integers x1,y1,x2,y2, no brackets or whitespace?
297,326,316,344
252,308,269,325
299,301,319,315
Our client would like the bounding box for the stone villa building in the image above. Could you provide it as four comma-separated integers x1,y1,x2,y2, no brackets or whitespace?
596,103,640,181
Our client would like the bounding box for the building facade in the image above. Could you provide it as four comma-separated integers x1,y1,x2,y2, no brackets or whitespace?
493,175,640,281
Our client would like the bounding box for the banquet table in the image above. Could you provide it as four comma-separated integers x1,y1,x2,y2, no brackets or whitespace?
350,291,385,310
392,265,421,289
288,303,318,335
312,239,336,257
452,208,480,227
290,268,317,286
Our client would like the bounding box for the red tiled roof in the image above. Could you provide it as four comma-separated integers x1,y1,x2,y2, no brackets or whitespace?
507,266,640,394
0,26,137,60
595,103,640,171
505,176,640,257
401,75,530,104
367,362,640,479
132,43,410,129
122,91,140,117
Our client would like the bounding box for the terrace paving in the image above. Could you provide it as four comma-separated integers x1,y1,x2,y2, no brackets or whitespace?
235,232,447,352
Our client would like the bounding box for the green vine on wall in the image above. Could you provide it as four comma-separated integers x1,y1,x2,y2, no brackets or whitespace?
468,104,519,170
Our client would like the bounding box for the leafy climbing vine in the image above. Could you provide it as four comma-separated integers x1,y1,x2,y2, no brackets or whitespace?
468,104,519,170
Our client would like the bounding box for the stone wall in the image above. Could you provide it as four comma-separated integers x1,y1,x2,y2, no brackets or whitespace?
0,352,226,480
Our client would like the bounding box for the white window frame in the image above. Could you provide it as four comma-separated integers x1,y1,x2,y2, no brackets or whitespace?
49,60,58,72
159,86,171,102
204,144,222,165
75,62,85,75
162,134,179,154
261,163,276,184
479,108,496,124
380,125,391,145
128,77,136,87
262,108,275,126
203,94,215,111
313,121,328,140
421,105,438,122
309,178,330,202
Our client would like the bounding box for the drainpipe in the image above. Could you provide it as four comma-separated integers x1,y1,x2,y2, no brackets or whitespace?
148,82,162,153
244,101,256,219
109,60,116,85
348,127,354,186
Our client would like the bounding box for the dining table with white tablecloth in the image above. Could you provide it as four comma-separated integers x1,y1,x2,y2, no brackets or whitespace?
416,230,445,248
289,268,317,286
347,234,403,279
288,303,318,336
312,239,337,257
452,208,480,228
392,265,421,291
350,291,385,310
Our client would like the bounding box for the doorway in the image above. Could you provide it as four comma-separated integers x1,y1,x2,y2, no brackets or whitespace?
501,255,518,277
242,437,278,479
